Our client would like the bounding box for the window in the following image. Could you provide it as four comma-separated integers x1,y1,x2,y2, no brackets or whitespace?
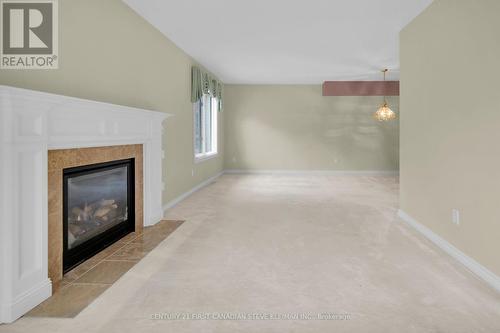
194,94,218,161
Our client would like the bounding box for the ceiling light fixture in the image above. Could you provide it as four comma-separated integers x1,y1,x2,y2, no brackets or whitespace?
374,69,396,121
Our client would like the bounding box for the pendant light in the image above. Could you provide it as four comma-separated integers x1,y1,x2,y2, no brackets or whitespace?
374,69,396,121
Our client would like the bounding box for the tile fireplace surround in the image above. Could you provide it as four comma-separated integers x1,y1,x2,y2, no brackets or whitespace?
48,145,144,291
0,85,171,323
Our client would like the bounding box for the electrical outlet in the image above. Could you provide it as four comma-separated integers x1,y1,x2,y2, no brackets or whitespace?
452,209,460,225
191,169,194,177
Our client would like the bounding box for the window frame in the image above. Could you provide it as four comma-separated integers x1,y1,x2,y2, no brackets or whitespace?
193,94,218,163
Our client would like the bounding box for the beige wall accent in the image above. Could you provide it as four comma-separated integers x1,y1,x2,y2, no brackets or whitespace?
48,145,143,291
0,0,224,205
400,0,500,275
224,85,399,171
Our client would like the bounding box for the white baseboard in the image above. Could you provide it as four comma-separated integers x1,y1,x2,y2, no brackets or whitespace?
1,278,52,323
162,169,398,216
162,171,224,215
398,209,500,293
224,169,399,176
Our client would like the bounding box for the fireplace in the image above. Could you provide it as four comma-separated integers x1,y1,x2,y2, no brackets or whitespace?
1,86,169,323
63,159,135,272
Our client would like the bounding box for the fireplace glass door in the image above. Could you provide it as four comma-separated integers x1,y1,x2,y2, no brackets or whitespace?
63,159,135,272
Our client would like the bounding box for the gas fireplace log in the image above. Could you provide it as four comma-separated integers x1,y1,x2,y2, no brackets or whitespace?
94,204,118,218
100,199,116,206
68,223,85,236
71,205,93,222
71,207,83,219
70,199,120,223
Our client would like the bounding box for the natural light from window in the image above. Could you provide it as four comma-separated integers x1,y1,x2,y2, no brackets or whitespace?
194,94,218,161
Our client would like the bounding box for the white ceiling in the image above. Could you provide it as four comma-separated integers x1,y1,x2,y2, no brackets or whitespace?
123,0,433,84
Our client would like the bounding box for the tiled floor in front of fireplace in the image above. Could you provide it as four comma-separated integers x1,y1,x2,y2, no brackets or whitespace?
26,220,184,318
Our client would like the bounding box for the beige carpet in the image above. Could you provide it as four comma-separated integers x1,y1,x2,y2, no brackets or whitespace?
2,174,499,332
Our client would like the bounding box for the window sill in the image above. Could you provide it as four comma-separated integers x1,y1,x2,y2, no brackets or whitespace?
194,152,218,164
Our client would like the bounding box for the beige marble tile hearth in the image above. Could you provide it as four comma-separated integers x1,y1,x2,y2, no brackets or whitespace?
26,220,184,318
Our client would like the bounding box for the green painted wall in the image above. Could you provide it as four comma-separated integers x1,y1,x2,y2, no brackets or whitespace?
0,0,224,205
224,85,399,171
400,0,500,275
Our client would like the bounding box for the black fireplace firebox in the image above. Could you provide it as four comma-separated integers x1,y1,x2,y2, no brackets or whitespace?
63,159,135,273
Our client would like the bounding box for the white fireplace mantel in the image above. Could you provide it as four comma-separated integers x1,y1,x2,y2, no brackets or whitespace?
0,85,171,323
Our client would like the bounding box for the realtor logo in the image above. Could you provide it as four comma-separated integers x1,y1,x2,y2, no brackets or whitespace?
1,0,58,69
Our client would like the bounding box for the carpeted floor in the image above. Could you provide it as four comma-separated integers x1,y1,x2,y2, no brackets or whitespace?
2,175,499,332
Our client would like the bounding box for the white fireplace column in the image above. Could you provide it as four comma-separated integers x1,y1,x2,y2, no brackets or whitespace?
0,85,171,323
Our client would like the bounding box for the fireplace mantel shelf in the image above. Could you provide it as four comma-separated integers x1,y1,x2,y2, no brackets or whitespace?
0,85,171,323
